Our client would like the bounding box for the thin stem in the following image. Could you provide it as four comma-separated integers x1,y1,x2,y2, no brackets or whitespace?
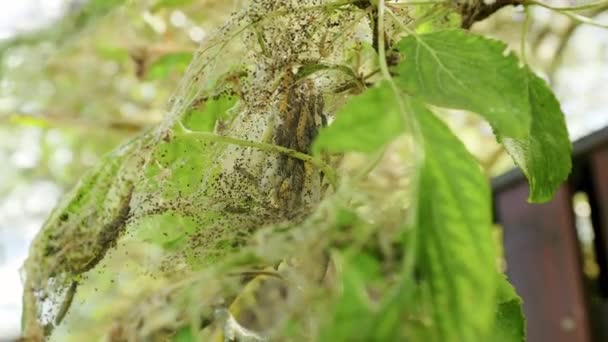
526,0,608,29
362,68,381,80
378,0,423,301
385,4,418,35
380,4,426,170
521,5,531,64
355,148,387,181
547,3,608,79
377,1,406,116
403,6,451,30
526,0,608,12
174,122,338,188
385,5,444,60
559,9,608,28
386,0,446,6
323,7,372,51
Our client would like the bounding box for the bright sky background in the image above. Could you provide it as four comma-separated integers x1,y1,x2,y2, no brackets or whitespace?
0,2,67,339
0,0,65,41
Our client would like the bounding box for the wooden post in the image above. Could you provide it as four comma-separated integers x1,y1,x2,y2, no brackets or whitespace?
590,145,608,294
495,184,592,342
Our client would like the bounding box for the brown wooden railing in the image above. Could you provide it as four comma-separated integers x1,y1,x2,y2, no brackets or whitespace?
493,126,608,342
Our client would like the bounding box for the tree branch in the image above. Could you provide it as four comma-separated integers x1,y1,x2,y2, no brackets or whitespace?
458,0,523,29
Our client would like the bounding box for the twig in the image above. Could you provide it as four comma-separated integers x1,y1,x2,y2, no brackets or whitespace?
546,4,608,79
521,5,531,64
525,0,608,12
174,122,338,188
377,0,423,311
527,0,608,29
459,0,523,29
554,9,608,28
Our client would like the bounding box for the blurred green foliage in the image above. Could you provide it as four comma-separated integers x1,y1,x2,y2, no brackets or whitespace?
4,0,602,341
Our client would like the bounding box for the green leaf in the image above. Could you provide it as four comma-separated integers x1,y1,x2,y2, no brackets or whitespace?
493,275,525,342
413,99,497,341
183,95,238,132
172,326,195,342
394,29,530,138
499,74,572,202
147,52,193,80
318,251,382,341
395,29,571,202
144,134,212,198
413,6,461,33
312,82,404,154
